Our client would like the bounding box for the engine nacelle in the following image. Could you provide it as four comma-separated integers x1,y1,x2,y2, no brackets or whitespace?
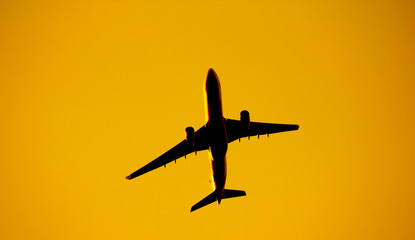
185,126,195,148
240,110,250,132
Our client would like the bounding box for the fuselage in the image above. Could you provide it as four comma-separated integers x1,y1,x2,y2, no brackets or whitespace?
204,68,228,203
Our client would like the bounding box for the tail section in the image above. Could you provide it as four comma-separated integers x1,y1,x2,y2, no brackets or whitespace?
190,189,246,212
191,191,217,212
222,189,246,199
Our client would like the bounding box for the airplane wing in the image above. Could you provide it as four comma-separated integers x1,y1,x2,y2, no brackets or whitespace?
126,125,210,180
225,118,299,143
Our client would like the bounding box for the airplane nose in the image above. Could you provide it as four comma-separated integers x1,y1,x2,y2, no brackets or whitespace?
206,68,219,91
207,68,217,81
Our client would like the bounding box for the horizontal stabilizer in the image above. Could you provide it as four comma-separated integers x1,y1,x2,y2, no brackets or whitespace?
190,189,246,212
191,191,217,212
222,189,246,199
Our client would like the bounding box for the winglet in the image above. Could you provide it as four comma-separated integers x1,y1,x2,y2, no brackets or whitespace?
125,176,131,180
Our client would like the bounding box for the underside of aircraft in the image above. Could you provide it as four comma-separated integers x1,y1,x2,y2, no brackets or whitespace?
126,68,299,212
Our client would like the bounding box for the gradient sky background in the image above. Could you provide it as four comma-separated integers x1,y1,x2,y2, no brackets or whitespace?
1,1,414,239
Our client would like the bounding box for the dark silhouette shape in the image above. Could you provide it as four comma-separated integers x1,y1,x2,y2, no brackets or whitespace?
125,68,299,211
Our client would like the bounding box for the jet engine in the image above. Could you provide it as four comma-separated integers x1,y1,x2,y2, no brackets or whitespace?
185,127,195,148
240,110,250,132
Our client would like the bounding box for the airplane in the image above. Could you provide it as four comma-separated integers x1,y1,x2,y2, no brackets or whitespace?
125,68,299,212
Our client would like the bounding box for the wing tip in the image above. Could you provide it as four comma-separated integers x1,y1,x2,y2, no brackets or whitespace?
125,176,131,180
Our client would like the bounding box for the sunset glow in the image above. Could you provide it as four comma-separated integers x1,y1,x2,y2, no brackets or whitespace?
1,1,414,239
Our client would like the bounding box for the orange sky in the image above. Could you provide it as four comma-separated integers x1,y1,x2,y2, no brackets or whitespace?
1,1,415,239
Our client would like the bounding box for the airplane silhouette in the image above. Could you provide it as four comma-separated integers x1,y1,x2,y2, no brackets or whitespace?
125,68,299,212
